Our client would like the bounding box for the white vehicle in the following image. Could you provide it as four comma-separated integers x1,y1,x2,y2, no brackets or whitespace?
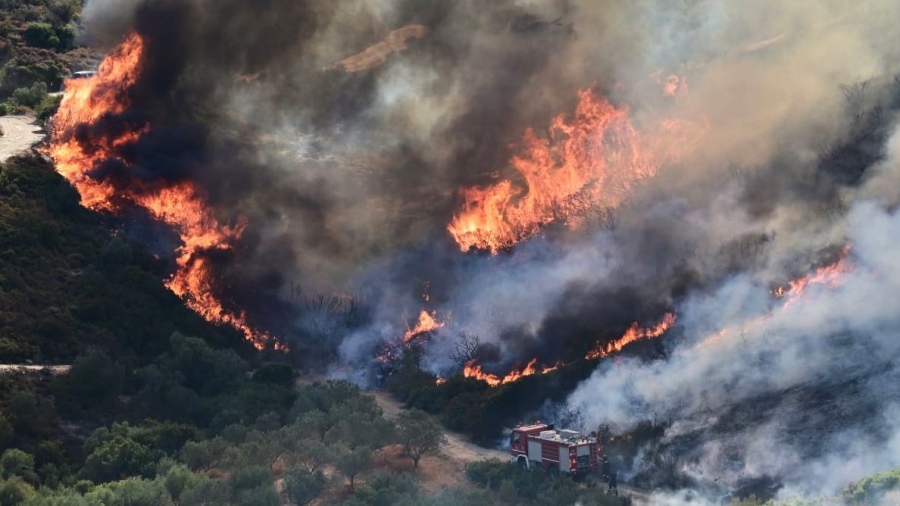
70,70,97,79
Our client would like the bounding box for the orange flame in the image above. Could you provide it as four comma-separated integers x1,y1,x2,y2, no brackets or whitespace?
699,250,853,349
448,89,707,253
463,358,562,387
586,312,677,360
772,249,852,309
403,310,445,343
47,34,273,350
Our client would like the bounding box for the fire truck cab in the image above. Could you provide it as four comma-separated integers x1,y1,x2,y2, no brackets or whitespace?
509,422,600,475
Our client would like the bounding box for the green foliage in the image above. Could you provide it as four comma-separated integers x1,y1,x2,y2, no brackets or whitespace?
334,444,373,488
0,415,11,451
0,476,35,506
84,421,200,458
11,81,48,109
252,364,295,388
285,438,328,474
176,476,230,506
295,410,332,442
396,409,446,468
22,23,53,48
63,351,123,414
0,449,33,479
842,467,900,504
466,459,627,506
4,390,56,441
179,439,228,471
341,472,418,506
85,477,174,506
328,401,395,451
0,157,248,363
227,466,280,506
22,23,73,50
284,469,326,506
78,421,199,483
35,93,61,124
81,435,162,483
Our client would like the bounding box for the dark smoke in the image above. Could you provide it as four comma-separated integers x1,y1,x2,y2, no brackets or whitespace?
68,0,900,498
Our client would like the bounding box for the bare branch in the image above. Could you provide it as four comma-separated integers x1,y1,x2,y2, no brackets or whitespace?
450,331,480,367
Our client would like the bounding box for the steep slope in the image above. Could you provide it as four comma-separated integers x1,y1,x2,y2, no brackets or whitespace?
0,154,249,363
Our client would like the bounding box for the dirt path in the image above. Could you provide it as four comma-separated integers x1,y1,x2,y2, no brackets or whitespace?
0,116,45,162
371,389,654,503
370,390,507,463
0,364,71,375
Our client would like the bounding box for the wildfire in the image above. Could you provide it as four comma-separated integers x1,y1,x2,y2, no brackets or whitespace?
447,89,707,253
699,250,853,349
586,312,677,360
463,358,562,387
403,310,446,343
47,34,273,349
772,250,853,309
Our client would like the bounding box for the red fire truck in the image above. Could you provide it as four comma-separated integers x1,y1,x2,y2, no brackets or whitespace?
509,422,600,475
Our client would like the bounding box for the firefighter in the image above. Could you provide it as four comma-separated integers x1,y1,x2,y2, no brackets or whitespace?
608,470,618,495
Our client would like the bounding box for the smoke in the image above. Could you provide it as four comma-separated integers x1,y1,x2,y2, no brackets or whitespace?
567,133,900,498
68,0,900,497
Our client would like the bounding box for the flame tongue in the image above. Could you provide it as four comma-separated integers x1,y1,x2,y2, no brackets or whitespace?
48,34,271,349
586,312,677,360
403,310,446,343
464,358,561,387
448,89,707,253
772,250,853,308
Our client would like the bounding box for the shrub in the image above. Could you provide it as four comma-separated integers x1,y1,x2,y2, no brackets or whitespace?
0,476,36,506
22,23,73,50
11,82,48,109
0,449,34,479
36,93,61,124
843,468,900,504
284,469,326,506
22,23,55,49
81,435,163,483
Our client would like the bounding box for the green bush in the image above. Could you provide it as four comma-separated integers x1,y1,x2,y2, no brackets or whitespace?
0,449,34,479
22,23,55,48
81,434,163,483
0,476,36,506
22,22,73,50
843,467,900,504
36,93,61,124
284,469,326,506
11,81,48,109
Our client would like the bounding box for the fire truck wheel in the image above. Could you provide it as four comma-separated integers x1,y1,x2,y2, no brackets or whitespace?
546,464,559,478
516,456,529,469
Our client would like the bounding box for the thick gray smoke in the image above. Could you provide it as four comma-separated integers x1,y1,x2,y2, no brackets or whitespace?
73,0,900,498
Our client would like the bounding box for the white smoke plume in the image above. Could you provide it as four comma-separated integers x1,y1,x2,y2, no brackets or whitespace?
567,115,900,497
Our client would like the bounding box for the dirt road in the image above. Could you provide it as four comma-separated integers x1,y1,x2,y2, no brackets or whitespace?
0,364,71,375
371,389,653,504
370,390,507,463
0,116,45,162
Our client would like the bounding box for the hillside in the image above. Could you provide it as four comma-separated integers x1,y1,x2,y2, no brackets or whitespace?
3,0,900,505
0,0,99,119
0,151,635,505
0,155,249,362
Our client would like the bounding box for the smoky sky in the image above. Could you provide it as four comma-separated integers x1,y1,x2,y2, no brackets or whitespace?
69,0,900,495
